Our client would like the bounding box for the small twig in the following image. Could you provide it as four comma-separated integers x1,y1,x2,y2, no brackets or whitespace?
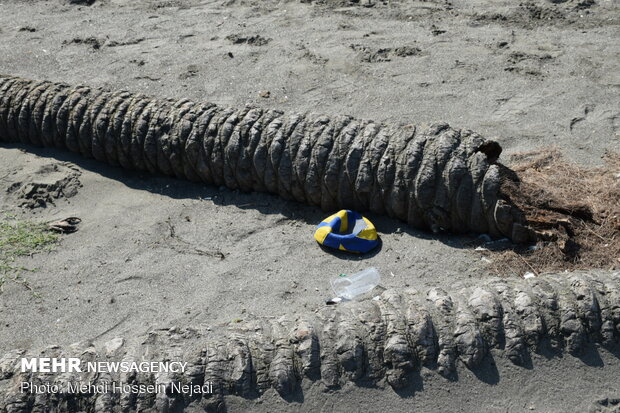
166,218,176,238
193,248,226,259
517,253,539,276
157,219,226,260
10,274,34,291
92,315,130,341
583,224,610,242
238,203,269,208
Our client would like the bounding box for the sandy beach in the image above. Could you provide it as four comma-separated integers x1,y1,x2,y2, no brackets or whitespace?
0,0,619,411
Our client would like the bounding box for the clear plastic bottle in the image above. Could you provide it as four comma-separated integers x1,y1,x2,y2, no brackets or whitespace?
331,267,380,300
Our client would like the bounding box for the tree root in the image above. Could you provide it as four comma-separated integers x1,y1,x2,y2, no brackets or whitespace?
488,150,620,274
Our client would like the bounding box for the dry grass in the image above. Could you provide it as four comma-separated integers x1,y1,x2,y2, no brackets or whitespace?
483,149,619,276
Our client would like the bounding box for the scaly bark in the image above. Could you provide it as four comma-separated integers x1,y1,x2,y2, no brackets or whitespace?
0,75,533,242
0,272,618,412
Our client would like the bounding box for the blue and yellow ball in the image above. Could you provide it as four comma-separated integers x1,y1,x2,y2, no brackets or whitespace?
314,210,379,254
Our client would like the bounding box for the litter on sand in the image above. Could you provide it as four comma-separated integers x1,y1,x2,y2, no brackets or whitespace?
331,267,381,300
48,217,81,233
314,210,379,254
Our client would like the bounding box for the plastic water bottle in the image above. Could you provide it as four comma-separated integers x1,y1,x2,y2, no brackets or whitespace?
331,267,380,300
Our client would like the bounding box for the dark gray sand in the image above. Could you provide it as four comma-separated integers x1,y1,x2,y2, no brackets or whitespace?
0,0,619,411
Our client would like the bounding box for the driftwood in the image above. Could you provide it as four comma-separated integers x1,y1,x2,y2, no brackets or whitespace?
0,75,534,242
0,272,618,412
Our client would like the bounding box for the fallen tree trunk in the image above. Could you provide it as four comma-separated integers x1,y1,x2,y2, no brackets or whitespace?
0,272,618,412
0,75,535,242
